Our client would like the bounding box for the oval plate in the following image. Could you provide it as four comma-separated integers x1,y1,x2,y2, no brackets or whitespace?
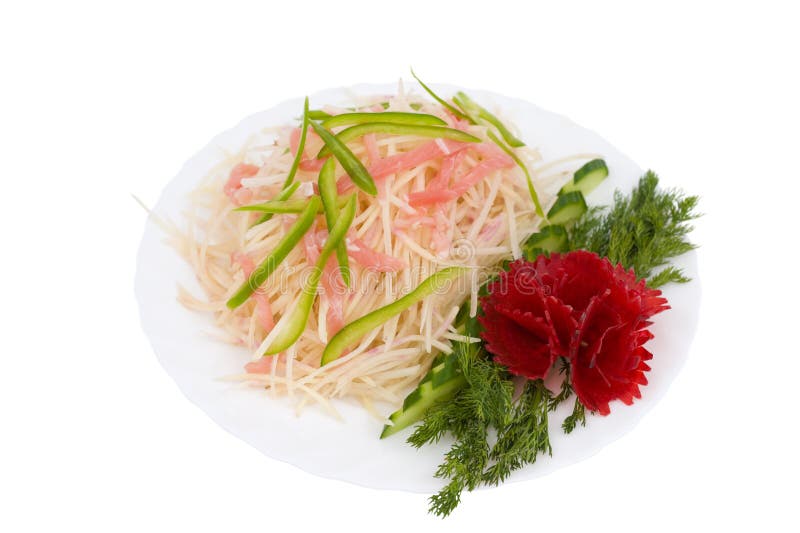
135,83,700,492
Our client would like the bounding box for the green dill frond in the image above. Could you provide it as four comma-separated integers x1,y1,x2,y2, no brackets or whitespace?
562,398,587,434
429,480,463,518
415,326,513,517
569,171,700,287
482,380,553,487
549,359,573,410
407,402,452,448
647,265,690,288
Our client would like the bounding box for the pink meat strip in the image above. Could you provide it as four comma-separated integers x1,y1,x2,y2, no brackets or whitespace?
452,149,514,194
336,139,471,193
321,256,345,334
289,127,302,156
431,208,453,256
430,152,468,254
429,151,466,190
224,163,260,205
302,228,346,335
363,133,380,164
244,354,285,375
406,188,456,206
347,237,405,272
290,127,327,172
231,252,275,333
232,251,256,276
407,143,514,206
232,188,254,206
392,150,465,236
289,127,321,157
310,219,406,272
302,224,320,263
299,158,327,172
370,139,470,179
244,357,272,374
393,214,437,230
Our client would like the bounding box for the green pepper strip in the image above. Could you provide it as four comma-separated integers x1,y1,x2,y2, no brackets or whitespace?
321,111,446,129
309,120,378,196
283,97,311,189
235,194,348,214
226,197,321,310
453,91,525,148
307,109,332,121
319,158,351,288
252,98,310,227
310,103,422,119
263,195,358,355
486,130,546,220
317,123,481,158
410,68,470,121
320,266,467,366
251,182,300,227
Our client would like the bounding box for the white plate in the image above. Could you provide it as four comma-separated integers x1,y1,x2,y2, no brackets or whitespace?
135,83,700,492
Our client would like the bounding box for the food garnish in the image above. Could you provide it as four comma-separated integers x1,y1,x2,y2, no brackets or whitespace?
398,171,698,516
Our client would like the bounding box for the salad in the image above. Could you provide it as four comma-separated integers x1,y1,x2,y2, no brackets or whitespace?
165,72,699,516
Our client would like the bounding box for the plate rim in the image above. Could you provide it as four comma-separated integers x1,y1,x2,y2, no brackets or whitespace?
135,81,702,492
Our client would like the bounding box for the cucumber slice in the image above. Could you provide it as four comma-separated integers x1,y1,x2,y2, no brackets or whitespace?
401,381,432,411
547,191,587,225
431,353,459,387
419,359,445,386
380,373,466,439
380,318,478,438
381,353,464,439
559,158,609,196
429,352,447,368
525,224,568,253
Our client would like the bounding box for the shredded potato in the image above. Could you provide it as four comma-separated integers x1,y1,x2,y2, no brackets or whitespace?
168,87,595,417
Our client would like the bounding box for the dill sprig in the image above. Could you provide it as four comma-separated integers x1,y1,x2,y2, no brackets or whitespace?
549,358,574,409
408,320,512,452
569,171,700,288
482,380,553,487
562,398,587,434
409,318,514,517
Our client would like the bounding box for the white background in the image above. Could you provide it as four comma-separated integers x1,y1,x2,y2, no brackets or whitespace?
2,1,798,531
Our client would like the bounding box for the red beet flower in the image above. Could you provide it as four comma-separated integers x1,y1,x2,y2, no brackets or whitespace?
478,250,669,415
